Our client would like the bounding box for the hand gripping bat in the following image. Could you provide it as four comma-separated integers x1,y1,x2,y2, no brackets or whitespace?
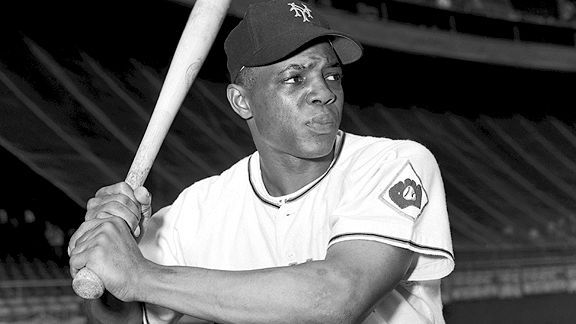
72,0,232,299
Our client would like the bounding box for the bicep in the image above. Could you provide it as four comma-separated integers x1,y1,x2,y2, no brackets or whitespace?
325,240,414,315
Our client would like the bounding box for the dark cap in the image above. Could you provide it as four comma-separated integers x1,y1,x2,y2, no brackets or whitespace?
224,0,363,82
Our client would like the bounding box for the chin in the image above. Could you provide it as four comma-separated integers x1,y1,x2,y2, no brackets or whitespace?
299,137,336,160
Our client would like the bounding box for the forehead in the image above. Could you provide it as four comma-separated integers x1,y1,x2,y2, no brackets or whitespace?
265,42,340,73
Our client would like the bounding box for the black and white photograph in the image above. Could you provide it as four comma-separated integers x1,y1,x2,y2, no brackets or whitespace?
1,0,575,323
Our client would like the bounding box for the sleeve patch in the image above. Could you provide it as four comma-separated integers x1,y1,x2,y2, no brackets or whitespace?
379,161,428,220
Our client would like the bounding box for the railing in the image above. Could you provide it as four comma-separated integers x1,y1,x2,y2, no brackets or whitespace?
442,255,576,303
312,0,576,47
0,278,83,323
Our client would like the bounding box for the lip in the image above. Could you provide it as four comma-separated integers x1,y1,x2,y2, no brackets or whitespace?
305,114,337,134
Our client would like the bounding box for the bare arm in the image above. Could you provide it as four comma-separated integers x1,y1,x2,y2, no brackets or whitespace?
138,240,412,323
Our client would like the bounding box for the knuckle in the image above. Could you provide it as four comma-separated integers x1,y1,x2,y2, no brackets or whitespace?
95,185,110,197
110,216,128,228
95,210,111,220
118,194,134,208
98,200,127,217
94,232,108,245
100,220,117,232
107,200,124,210
118,182,133,196
86,197,99,209
69,255,79,269
111,198,135,214
115,194,126,205
85,210,96,221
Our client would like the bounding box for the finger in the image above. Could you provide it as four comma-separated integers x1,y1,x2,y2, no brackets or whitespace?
94,205,140,234
133,187,152,237
85,195,141,232
69,248,87,278
96,193,140,216
134,187,152,219
94,182,125,197
73,216,124,253
86,196,101,211
70,216,132,269
87,193,139,212
69,240,100,279
95,182,136,202
134,226,141,238
68,219,106,256
72,216,132,254
70,226,100,257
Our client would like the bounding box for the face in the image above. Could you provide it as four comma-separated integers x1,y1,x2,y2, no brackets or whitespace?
243,42,344,160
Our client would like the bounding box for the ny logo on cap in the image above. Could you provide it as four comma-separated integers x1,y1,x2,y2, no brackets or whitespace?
288,2,313,22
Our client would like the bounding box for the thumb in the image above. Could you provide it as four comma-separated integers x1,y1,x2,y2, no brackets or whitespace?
134,186,152,219
133,187,152,238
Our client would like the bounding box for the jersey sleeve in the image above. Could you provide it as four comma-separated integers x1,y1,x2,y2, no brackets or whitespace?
329,140,454,281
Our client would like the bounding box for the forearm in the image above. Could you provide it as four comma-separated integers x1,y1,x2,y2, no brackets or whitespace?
83,291,143,324
138,259,359,324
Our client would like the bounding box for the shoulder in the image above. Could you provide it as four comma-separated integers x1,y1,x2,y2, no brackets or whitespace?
339,132,437,170
154,154,253,223
179,154,252,201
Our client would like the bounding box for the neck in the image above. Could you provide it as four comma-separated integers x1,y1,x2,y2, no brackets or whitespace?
258,149,334,197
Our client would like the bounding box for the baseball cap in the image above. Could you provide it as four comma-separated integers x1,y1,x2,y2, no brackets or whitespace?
224,0,363,82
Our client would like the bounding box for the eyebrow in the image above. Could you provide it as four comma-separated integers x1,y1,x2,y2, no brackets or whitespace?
277,61,342,76
278,64,306,75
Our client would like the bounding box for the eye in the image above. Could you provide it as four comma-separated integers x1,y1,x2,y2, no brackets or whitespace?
285,75,304,84
326,73,342,82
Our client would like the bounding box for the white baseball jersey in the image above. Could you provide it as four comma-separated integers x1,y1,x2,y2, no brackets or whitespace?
140,130,454,324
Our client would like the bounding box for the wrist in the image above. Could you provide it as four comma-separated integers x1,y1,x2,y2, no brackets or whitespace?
131,258,159,303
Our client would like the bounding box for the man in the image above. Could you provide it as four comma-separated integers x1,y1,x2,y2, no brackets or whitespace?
68,0,454,323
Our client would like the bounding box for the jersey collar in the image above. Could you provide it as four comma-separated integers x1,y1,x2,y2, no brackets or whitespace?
248,130,346,208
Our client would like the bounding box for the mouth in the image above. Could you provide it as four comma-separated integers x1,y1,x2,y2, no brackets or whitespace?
305,114,337,134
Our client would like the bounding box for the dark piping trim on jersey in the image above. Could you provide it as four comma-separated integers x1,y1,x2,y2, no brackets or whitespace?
247,159,280,208
142,302,150,324
329,232,455,261
247,155,283,208
248,132,347,208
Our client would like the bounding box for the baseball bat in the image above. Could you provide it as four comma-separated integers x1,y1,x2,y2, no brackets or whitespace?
72,0,231,299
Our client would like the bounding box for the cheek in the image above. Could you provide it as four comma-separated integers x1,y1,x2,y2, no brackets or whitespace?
252,95,295,137
257,87,304,123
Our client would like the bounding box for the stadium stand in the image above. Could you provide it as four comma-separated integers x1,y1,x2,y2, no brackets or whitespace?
323,0,576,45
1,0,575,322
0,255,82,323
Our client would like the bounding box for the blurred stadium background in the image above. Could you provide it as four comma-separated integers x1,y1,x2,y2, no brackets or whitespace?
1,0,576,322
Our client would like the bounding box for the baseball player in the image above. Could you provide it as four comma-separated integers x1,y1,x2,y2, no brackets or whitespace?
68,1,454,323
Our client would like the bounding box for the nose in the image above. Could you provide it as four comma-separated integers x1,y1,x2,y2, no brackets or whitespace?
306,77,336,106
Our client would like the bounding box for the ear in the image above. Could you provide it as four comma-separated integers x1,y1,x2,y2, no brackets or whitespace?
226,84,253,120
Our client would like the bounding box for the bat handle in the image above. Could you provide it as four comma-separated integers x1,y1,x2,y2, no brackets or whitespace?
72,267,105,299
